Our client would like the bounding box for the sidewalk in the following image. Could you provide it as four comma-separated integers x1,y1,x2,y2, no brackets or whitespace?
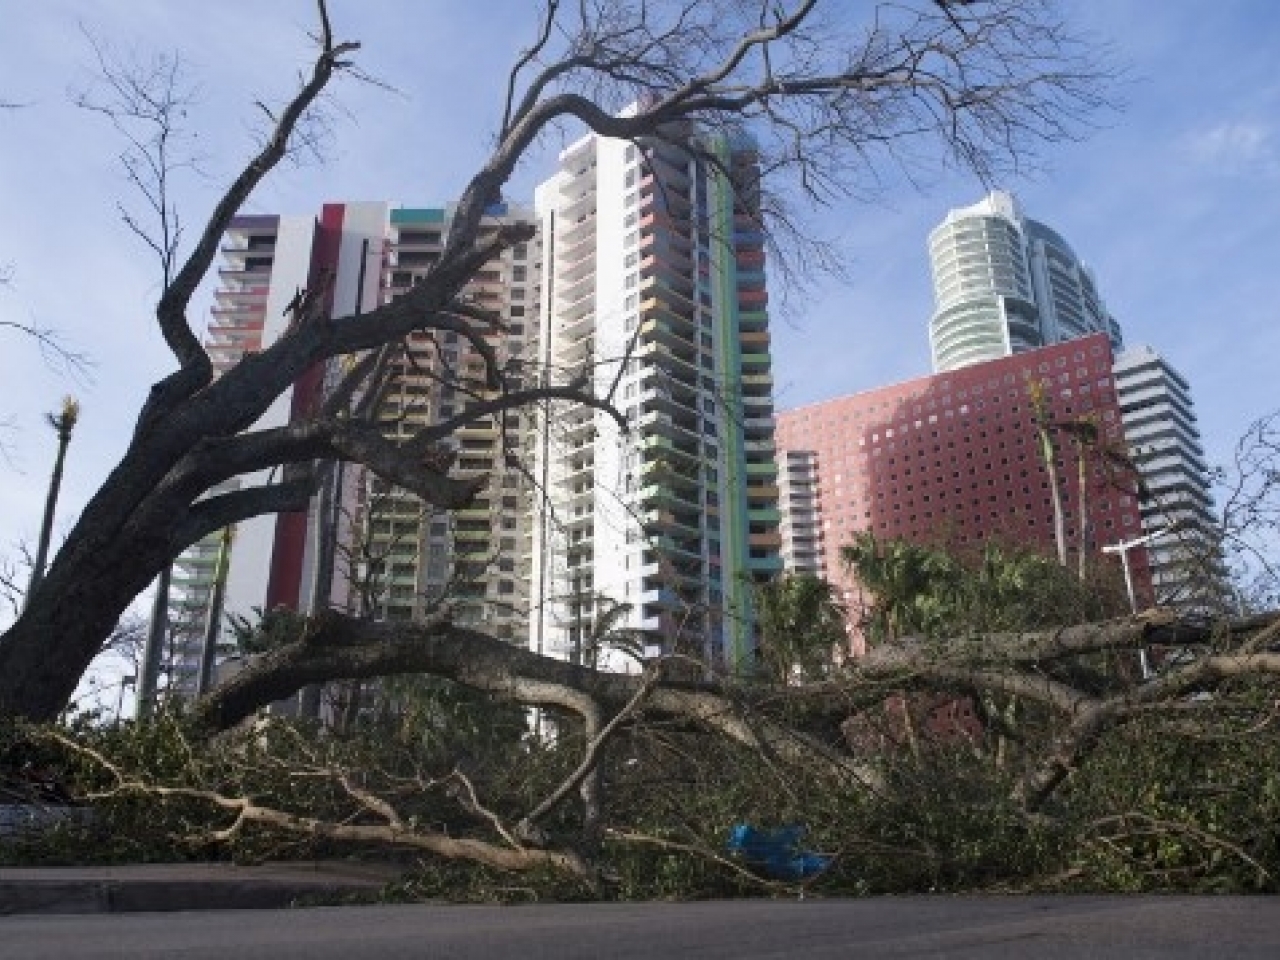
0,861,405,915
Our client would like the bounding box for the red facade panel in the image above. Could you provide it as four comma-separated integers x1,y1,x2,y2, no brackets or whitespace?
777,334,1152,607
265,203,346,612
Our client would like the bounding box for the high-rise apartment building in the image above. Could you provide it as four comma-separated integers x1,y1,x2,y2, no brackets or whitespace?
165,201,538,698
928,191,1123,373
776,335,1151,632
167,212,317,695
778,449,824,578
1112,345,1222,606
528,125,781,672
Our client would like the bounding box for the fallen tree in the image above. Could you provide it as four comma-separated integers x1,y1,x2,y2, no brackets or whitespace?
14,605,1279,894
191,605,1280,812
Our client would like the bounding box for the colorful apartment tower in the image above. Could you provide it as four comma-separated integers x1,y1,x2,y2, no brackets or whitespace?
528,124,781,672
164,201,538,698
776,335,1151,625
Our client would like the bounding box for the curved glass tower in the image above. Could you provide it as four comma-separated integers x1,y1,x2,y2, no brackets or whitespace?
928,191,1123,372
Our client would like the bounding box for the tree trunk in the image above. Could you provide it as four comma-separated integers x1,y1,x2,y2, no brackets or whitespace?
26,423,74,604
1038,427,1067,568
1076,440,1089,581
0,525,171,720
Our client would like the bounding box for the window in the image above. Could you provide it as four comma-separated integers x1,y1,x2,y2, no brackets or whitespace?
512,265,527,282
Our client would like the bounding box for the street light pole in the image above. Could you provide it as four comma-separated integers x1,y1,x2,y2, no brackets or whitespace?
1102,521,1183,679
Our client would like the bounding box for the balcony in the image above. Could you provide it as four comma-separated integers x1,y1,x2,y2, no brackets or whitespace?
561,185,596,222
746,554,784,574
639,483,701,512
556,266,594,306
560,224,596,270
213,285,268,304
560,210,597,246
639,297,695,334
555,333,594,368
643,344,699,387
640,433,701,465
639,406,700,442
640,276,696,315
650,535,702,563
558,246,597,284
640,461,700,491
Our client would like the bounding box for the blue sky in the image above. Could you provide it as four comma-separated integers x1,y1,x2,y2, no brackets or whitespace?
2,1,1279,613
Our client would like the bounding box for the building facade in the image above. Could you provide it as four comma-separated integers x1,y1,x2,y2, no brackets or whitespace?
778,448,824,578
776,335,1151,626
926,191,1218,608
1112,345,1223,607
528,124,781,673
164,201,539,698
928,191,1123,373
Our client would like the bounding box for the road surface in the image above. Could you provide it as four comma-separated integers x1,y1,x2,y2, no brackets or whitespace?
3,895,1277,958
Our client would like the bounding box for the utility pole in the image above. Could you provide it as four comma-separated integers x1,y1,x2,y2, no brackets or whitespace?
1103,521,1183,679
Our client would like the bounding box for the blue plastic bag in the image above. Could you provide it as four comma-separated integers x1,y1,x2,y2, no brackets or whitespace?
727,824,832,881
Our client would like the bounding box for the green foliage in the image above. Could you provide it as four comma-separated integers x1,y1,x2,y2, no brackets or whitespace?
8,691,1280,896
842,532,1128,642
1058,685,1280,892
1,715,234,865
753,574,847,681
228,605,309,656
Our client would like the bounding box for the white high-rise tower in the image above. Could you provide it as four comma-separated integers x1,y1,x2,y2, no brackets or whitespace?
1112,346,1224,608
528,123,782,672
928,191,1123,372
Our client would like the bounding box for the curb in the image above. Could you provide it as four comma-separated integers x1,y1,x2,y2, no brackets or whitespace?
0,863,402,915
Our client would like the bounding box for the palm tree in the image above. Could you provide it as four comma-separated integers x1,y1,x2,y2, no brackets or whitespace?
1053,413,1100,580
580,595,641,670
1053,412,1149,580
1028,379,1068,568
25,396,79,606
842,532,961,643
753,573,847,681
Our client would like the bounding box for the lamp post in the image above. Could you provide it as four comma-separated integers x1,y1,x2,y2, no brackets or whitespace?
1102,521,1183,678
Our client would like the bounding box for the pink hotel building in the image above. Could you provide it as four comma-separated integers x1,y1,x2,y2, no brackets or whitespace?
775,333,1152,619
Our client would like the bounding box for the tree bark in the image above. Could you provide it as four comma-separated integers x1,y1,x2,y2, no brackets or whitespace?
189,611,870,784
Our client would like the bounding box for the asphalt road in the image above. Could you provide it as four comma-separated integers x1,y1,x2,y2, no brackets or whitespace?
3,896,1278,959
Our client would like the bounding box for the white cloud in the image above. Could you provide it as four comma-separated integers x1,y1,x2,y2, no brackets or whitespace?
1181,120,1280,177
